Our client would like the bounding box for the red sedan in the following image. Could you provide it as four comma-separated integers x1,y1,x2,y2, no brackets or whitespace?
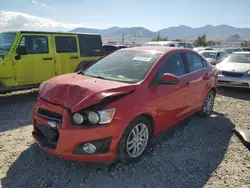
32,46,218,163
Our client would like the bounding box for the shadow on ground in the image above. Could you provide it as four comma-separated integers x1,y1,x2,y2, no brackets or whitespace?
217,87,250,101
0,91,38,132
1,112,234,188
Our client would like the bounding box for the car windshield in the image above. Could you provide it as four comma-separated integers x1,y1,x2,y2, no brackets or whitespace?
200,52,216,59
0,32,16,51
223,53,250,64
84,51,162,83
143,43,162,46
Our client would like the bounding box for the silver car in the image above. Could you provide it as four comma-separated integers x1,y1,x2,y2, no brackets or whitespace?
216,52,250,88
199,50,227,65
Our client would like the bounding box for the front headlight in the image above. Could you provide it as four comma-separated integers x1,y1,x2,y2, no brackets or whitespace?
247,71,250,76
72,108,116,125
215,68,222,75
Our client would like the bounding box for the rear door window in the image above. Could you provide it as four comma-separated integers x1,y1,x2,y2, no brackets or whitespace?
185,53,205,72
55,36,77,53
158,53,186,77
78,34,102,57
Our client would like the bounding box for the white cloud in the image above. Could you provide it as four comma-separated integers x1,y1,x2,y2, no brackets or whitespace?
0,11,87,32
32,0,47,6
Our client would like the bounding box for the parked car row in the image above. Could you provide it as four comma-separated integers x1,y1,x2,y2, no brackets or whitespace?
1,30,249,164
143,41,193,49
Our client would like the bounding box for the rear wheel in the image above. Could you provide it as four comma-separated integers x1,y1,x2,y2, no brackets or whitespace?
199,90,215,117
117,116,152,164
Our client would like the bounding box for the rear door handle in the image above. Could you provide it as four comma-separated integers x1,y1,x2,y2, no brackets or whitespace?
70,56,79,59
43,57,52,60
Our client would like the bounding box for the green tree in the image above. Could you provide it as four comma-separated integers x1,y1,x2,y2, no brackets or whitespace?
240,40,249,47
206,40,216,46
193,34,207,47
151,34,168,41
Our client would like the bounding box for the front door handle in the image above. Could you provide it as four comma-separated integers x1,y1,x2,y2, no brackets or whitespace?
43,57,52,60
70,56,79,59
185,82,190,86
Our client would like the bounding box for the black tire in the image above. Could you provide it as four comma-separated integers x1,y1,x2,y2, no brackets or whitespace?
117,116,153,164
198,90,215,117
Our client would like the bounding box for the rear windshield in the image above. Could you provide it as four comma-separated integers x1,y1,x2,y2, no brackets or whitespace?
200,52,216,59
223,53,250,64
78,34,102,57
222,48,242,54
102,45,118,52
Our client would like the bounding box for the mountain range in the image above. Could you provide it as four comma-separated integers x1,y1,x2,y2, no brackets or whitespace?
70,25,250,39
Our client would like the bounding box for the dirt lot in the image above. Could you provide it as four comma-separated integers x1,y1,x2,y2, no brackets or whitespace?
0,87,249,188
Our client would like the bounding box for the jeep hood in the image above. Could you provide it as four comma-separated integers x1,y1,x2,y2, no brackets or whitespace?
39,73,136,112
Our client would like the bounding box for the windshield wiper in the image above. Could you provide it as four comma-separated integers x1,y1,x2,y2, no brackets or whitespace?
94,76,106,80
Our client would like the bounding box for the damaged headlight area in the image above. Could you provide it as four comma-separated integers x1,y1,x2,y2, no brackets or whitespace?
72,108,116,125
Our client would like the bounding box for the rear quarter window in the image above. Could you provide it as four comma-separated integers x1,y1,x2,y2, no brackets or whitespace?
55,36,77,53
78,34,102,57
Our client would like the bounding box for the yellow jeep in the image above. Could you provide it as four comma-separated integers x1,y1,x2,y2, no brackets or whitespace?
0,31,103,93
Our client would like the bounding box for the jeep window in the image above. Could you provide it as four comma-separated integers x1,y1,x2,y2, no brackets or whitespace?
55,36,77,53
0,32,16,51
78,34,102,56
19,36,49,54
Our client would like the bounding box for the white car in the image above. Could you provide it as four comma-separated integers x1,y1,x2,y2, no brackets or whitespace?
143,41,193,49
199,50,227,65
216,52,250,88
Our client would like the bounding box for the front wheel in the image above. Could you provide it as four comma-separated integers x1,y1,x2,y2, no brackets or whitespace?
117,116,152,164
199,90,215,117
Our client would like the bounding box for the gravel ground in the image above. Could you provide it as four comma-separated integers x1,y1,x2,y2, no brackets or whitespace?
0,87,249,188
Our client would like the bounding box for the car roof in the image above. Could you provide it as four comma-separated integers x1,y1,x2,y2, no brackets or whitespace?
199,50,224,53
222,47,242,50
2,30,100,36
145,41,179,45
233,51,250,54
119,46,193,53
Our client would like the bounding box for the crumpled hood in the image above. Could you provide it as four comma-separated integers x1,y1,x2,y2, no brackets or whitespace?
216,62,250,73
39,73,136,112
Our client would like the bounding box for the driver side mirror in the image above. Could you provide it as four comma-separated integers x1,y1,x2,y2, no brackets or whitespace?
159,73,180,85
16,46,26,55
15,46,26,60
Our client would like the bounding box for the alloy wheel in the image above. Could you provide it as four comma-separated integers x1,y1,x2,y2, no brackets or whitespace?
126,123,149,158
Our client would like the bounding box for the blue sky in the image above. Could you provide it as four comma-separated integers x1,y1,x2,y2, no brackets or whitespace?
1,0,250,31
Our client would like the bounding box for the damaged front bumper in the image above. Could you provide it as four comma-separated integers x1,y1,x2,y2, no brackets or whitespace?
32,98,128,162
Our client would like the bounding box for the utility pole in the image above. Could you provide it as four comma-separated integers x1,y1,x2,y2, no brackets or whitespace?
157,32,160,42
122,33,124,45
